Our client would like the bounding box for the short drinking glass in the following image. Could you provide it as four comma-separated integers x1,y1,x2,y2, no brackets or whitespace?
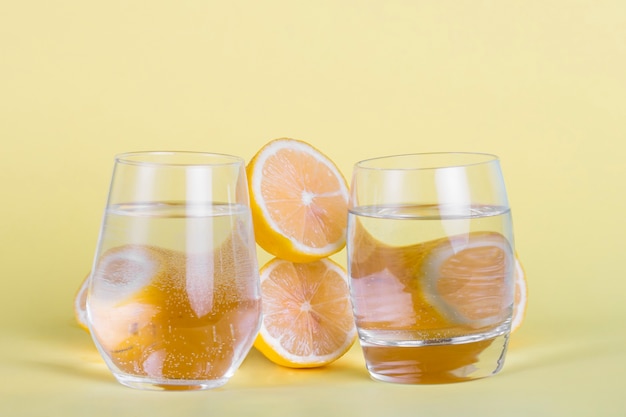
86,151,262,390
347,152,515,384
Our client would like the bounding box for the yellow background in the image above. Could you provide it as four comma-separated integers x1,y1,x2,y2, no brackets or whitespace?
1,1,625,416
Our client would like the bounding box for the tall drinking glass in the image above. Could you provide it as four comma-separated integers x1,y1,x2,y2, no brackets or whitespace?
86,152,262,390
347,152,515,384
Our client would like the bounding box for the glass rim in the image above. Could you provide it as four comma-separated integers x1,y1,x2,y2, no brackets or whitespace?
115,151,245,167
354,152,500,171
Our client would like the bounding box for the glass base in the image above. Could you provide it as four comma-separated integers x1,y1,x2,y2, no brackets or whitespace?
114,373,230,391
361,333,509,384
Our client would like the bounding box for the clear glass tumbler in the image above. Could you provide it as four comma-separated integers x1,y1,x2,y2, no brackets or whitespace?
347,152,515,384
86,151,262,390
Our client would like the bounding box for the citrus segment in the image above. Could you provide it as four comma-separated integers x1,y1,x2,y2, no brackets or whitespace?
419,232,515,329
87,245,171,351
349,220,527,333
74,274,89,331
254,257,356,368
86,240,262,381
246,138,349,262
511,257,527,332
90,244,170,305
